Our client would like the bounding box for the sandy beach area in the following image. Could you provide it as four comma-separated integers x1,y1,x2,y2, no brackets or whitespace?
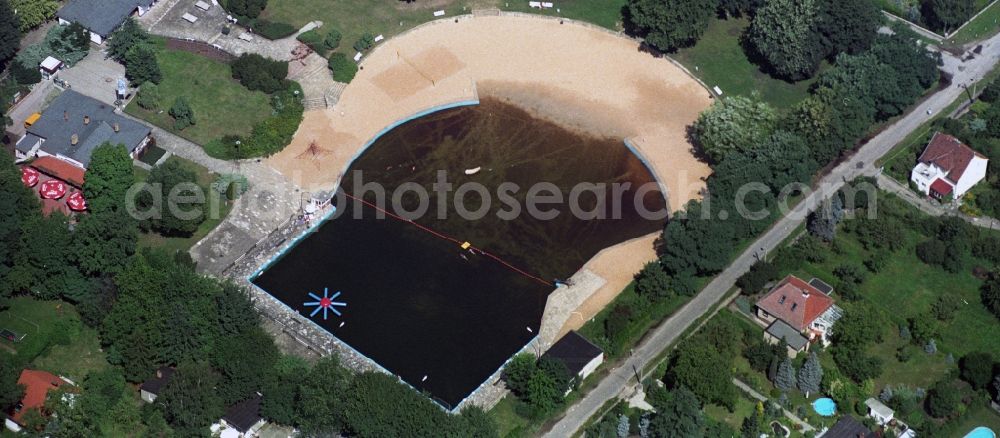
268,14,712,328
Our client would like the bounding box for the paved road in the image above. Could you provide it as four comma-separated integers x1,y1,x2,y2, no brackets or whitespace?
732,378,815,432
877,173,1000,230
542,31,1000,438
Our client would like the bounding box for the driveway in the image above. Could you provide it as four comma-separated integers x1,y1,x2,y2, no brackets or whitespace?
56,50,128,105
6,80,57,138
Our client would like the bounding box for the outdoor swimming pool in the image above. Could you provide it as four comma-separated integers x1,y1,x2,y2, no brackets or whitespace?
252,99,668,408
813,398,837,417
965,427,997,438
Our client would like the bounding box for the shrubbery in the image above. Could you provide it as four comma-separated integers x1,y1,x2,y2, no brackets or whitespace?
10,60,40,85
255,20,296,40
296,29,324,52
169,96,196,131
136,83,161,110
15,23,89,70
231,53,288,93
224,0,267,19
353,32,375,52
136,159,206,236
328,53,357,83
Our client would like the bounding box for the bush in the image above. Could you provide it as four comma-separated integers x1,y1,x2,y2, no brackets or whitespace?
328,53,357,83
124,45,162,85
224,0,268,19
136,83,161,110
204,83,304,159
296,29,324,53
926,380,961,418
255,20,296,40
137,159,206,236
231,53,288,93
353,32,375,52
325,28,342,50
169,96,196,131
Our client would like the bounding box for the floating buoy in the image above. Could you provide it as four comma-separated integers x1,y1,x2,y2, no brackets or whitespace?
526,326,533,333
464,167,481,175
422,375,428,382
460,241,472,250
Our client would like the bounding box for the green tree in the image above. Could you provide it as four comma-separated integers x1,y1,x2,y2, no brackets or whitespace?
0,357,24,409
666,341,735,409
775,356,797,392
691,95,777,162
107,18,149,62
923,0,976,33
328,52,358,83
0,0,21,65
959,352,995,390
6,213,86,299
211,326,279,405
71,209,137,276
748,0,823,80
124,45,162,85
158,361,225,435
230,53,288,93
736,260,778,295
982,273,1000,320
9,0,59,32
635,261,671,300
503,353,536,396
139,159,206,236
324,28,342,50
353,32,375,52
717,0,762,17
740,411,760,438
797,352,823,397
344,372,453,437
84,143,134,214
647,386,705,438
816,0,880,56
60,21,90,52
169,96,196,130
625,0,716,52
137,83,161,110
454,406,498,438
926,380,961,418
297,356,349,435
225,0,268,19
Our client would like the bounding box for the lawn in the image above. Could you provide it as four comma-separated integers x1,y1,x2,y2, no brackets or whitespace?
0,298,108,380
135,155,234,254
261,0,626,59
125,38,272,146
704,396,757,432
138,144,167,166
953,404,1000,437
947,1,1000,46
671,17,819,108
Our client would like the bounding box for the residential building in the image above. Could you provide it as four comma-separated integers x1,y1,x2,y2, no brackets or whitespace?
213,394,266,438
865,397,894,426
139,367,175,403
57,0,158,44
4,370,70,432
540,331,604,394
15,90,152,170
822,415,877,438
910,132,988,200
756,275,843,355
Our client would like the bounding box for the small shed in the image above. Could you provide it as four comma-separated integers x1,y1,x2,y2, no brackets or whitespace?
139,367,175,403
39,57,63,78
865,397,895,426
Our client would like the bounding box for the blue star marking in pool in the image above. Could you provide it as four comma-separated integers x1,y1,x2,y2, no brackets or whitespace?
304,288,346,320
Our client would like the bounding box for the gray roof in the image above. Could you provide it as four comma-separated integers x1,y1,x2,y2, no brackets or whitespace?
21,90,150,166
865,398,894,418
541,331,603,377
766,319,809,351
56,0,149,37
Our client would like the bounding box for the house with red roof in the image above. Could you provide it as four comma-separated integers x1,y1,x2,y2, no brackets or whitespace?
756,275,843,357
4,370,70,432
910,132,988,200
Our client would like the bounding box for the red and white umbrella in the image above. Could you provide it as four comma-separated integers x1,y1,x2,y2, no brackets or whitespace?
39,180,67,200
66,191,87,211
21,167,39,187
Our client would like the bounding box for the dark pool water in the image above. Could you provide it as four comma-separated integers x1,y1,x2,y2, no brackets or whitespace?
252,98,666,408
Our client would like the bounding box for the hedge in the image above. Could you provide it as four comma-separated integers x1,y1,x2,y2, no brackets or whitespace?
328,53,357,83
204,82,304,159
254,20,297,40
297,29,325,53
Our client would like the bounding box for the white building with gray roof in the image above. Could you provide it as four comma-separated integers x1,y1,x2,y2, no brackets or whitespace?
56,0,158,44
15,90,152,169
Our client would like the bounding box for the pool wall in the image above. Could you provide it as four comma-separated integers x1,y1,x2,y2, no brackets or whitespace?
623,138,672,212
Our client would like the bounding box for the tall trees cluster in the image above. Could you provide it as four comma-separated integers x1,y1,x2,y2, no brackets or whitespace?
661,26,938,284
108,19,162,86
624,0,716,52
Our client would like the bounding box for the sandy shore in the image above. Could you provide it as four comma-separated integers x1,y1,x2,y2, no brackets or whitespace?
268,14,712,332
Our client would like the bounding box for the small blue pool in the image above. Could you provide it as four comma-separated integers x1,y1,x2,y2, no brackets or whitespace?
964,427,997,438
812,398,837,417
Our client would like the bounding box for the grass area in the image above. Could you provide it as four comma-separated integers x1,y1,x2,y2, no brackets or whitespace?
947,1,1000,46
577,283,693,359
704,396,757,432
671,17,819,108
490,396,533,438
135,155,233,254
261,0,625,59
125,38,272,146
953,404,1000,436
0,298,107,380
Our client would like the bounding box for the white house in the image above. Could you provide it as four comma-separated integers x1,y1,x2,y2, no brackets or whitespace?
910,132,988,200
865,398,895,426
56,0,158,45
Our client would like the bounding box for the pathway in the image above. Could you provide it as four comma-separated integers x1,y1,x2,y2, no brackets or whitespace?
542,27,1000,438
731,378,816,432
877,173,1000,230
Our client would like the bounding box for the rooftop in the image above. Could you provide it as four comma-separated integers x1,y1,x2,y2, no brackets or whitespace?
16,90,150,167
918,132,986,184
824,415,876,438
56,0,150,37
139,366,175,397
865,397,895,419
30,156,86,188
540,331,603,377
765,319,809,351
222,394,263,433
757,275,835,332
12,370,65,424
